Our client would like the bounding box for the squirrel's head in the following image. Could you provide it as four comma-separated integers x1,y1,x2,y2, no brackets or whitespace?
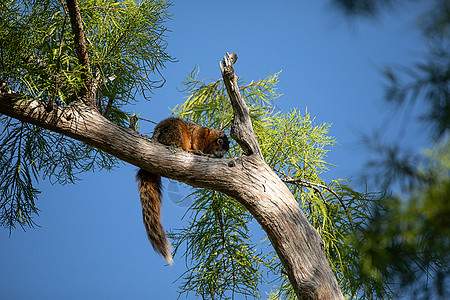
204,130,230,158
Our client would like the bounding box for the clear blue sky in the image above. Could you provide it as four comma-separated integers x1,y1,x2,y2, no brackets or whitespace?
1,1,430,299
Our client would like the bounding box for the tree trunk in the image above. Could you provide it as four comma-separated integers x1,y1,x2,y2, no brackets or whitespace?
219,53,344,299
0,53,344,299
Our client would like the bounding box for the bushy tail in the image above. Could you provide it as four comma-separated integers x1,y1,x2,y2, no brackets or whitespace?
136,169,173,265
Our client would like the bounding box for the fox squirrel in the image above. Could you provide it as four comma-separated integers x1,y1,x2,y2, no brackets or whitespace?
136,117,230,264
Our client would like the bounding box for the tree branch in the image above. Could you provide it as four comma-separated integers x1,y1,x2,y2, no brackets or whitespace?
220,52,263,158
219,52,344,299
283,177,347,211
0,91,234,190
66,0,94,106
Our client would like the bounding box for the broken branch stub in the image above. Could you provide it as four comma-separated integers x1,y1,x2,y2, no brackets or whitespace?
220,52,263,158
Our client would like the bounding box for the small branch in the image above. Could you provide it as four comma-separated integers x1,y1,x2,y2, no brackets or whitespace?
219,52,262,158
136,116,157,125
0,37,5,74
128,41,166,93
66,0,94,106
282,177,346,210
283,177,355,231
151,63,167,89
103,96,114,117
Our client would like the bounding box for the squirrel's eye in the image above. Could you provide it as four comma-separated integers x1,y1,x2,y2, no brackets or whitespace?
217,139,223,145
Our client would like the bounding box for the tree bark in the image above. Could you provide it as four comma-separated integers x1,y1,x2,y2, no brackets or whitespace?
219,53,344,299
0,53,344,299
66,0,94,105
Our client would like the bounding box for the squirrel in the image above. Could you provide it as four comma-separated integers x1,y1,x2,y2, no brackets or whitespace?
136,117,230,264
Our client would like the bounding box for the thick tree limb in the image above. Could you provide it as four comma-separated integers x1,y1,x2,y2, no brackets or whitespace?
220,53,344,299
0,92,233,189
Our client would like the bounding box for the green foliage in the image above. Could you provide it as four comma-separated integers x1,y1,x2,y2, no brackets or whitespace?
358,138,450,299
170,70,388,299
170,71,280,299
0,117,117,230
382,46,449,139
0,120,41,229
331,1,450,298
1,0,173,117
329,0,402,19
0,0,173,230
331,0,450,139
171,190,263,299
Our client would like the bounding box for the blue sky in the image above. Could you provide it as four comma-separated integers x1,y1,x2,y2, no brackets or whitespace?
1,1,431,299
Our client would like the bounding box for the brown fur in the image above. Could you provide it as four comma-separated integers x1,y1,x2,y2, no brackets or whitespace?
136,117,230,264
